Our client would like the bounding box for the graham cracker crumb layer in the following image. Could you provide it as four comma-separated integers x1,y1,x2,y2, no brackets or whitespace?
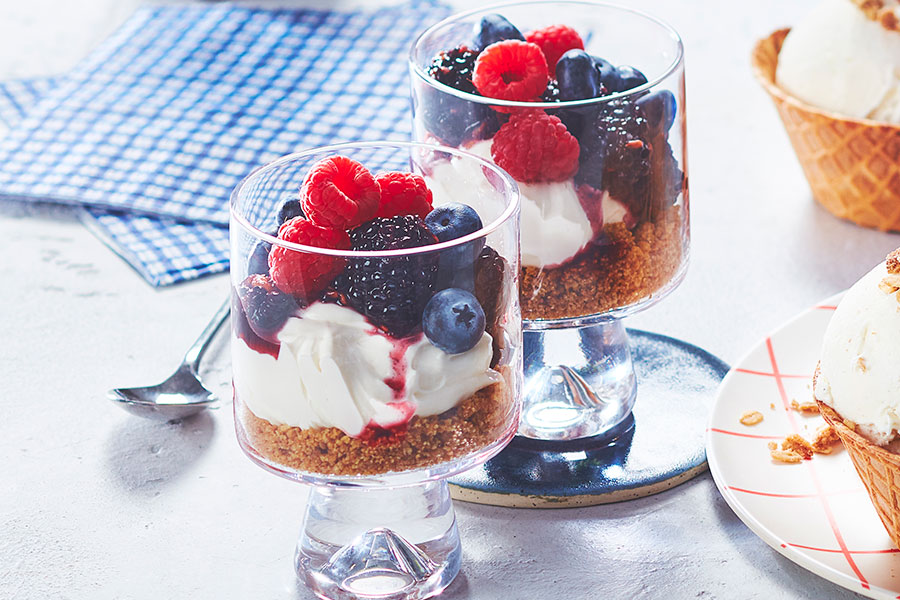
238,380,512,476
520,205,684,320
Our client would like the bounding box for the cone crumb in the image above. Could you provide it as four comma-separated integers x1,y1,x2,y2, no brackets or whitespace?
812,425,841,454
887,248,900,274
740,411,764,426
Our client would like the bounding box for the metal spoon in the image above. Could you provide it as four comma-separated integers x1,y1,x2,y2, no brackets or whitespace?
107,298,231,421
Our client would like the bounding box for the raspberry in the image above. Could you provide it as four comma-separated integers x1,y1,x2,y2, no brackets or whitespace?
526,25,584,78
269,217,350,302
490,110,580,183
336,216,439,337
237,274,298,343
472,40,548,104
375,172,434,219
299,156,380,230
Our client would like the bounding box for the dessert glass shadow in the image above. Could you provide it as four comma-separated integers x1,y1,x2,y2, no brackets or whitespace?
230,141,521,599
410,1,688,442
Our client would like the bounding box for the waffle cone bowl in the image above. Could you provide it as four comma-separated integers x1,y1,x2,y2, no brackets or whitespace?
817,397,900,548
752,29,900,231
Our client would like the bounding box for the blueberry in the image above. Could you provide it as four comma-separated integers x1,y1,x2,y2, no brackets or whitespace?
592,56,617,91
425,203,486,281
472,14,524,51
426,202,483,241
636,90,677,134
556,50,600,101
248,230,277,276
615,66,648,91
277,199,304,226
423,288,486,354
247,240,271,276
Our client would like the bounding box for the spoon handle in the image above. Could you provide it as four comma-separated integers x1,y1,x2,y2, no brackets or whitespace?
183,297,231,372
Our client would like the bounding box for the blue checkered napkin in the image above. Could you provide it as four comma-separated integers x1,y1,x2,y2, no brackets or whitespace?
0,2,451,224
0,1,451,286
82,210,230,286
0,78,54,128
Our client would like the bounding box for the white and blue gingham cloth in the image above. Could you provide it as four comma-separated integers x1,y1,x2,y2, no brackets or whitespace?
0,1,449,286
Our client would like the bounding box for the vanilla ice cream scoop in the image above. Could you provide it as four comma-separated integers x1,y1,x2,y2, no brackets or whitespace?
776,0,900,123
815,252,900,445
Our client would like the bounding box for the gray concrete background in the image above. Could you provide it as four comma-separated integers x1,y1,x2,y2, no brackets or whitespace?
2,0,895,598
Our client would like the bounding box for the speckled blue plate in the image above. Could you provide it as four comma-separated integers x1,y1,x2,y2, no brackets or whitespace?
449,329,729,507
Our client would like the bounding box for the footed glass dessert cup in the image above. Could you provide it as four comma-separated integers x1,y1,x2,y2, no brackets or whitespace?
410,1,688,442
230,141,521,599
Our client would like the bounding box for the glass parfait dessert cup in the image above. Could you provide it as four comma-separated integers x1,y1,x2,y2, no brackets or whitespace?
410,1,688,442
230,141,521,599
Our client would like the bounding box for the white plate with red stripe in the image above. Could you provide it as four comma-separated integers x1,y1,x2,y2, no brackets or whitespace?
707,293,900,599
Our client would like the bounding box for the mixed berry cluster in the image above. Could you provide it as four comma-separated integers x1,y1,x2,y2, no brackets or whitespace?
423,13,682,215
235,155,499,357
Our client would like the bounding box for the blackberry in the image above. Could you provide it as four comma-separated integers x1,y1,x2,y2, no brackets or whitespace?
577,99,651,213
337,216,439,337
422,46,500,146
648,134,684,213
427,46,479,94
473,246,505,331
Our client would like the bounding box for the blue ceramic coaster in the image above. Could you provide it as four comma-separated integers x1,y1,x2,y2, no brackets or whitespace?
449,329,730,508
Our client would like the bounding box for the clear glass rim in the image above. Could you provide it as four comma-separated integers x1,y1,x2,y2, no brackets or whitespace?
409,0,685,110
230,140,520,258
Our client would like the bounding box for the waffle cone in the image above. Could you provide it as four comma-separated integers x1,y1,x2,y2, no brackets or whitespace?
817,399,900,548
752,29,900,231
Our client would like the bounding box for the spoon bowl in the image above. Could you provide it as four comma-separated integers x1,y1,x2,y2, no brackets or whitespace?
108,299,230,421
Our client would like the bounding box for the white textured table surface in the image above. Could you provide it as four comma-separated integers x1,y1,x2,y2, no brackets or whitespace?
2,1,898,599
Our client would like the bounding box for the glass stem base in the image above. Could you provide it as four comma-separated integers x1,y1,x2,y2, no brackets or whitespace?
519,319,637,441
296,480,461,600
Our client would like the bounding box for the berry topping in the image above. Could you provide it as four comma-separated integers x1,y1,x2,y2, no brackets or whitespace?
592,55,617,91
299,156,381,230
375,171,434,219
277,199,304,226
269,217,350,302
427,45,479,94
491,110,580,183
578,99,651,211
613,65,648,92
636,90,677,134
336,215,439,337
238,274,299,343
472,40,549,104
423,46,501,146
231,291,279,358
556,49,601,101
541,79,561,102
425,202,483,243
472,245,504,332
422,288,486,355
472,14,525,51
248,237,273,276
525,24,584,78
425,203,486,285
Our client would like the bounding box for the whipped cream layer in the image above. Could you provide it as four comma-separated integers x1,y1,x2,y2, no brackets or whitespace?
233,302,499,437
815,260,900,445
426,140,629,269
776,0,900,123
